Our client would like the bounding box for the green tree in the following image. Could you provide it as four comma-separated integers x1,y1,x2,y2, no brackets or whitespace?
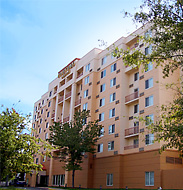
113,0,183,154
0,106,52,183
48,110,103,188
114,0,183,77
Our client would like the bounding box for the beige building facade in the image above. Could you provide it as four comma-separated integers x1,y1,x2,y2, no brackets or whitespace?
28,25,183,189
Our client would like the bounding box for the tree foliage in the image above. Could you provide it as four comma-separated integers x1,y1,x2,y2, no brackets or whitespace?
113,0,183,155
151,94,183,156
0,106,52,182
48,110,103,188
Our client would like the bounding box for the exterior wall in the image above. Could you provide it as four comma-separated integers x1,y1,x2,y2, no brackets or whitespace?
30,24,183,189
162,169,183,189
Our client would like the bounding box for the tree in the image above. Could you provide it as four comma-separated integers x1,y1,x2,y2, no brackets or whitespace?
151,94,183,156
48,110,103,188
113,0,183,154
114,0,183,77
0,106,52,183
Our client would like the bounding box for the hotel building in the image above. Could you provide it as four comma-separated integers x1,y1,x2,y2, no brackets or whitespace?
28,24,183,189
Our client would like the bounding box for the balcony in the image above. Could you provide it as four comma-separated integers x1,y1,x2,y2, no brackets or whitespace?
58,96,64,104
130,42,139,50
124,144,139,150
125,126,139,138
65,91,71,99
63,116,69,123
125,91,139,104
125,65,138,74
77,72,83,79
51,113,55,119
75,99,81,107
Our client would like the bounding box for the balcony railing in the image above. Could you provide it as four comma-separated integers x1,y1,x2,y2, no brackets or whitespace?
130,43,139,50
58,96,64,103
77,72,83,79
125,126,139,137
51,113,55,119
124,144,139,150
63,116,69,123
75,99,81,107
125,91,139,103
65,91,71,99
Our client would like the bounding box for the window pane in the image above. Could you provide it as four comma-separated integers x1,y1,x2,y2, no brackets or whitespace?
145,172,149,185
150,172,154,185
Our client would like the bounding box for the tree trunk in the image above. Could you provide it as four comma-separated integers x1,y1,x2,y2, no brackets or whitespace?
72,169,75,188
6,175,9,187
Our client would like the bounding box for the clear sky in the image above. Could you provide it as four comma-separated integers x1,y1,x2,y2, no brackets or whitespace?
0,0,143,117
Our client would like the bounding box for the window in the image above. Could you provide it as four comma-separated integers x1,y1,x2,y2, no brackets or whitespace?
109,108,115,118
34,115,36,120
145,114,154,126
84,89,89,98
145,134,154,145
134,88,139,93
49,91,52,97
110,77,116,87
101,69,106,79
145,95,153,107
35,106,37,111
134,72,139,81
42,100,44,105
46,122,49,128
98,143,103,153
101,56,107,65
32,132,34,137
45,133,48,140
40,118,42,124
145,45,152,55
134,139,139,145
85,63,90,72
134,104,139,114
36,158,39,164
107,174,113,186
145,29,152,39
100,127,104,137
145,78,153,89
47,111,50,118
43,155,46,162
33,124,35,129
83,103,88,110
99,98,105,107
111,63,116,72
52,175,65,186
39,128,42,134
41,109,43,114
82,117,87,125
48,101,51,107
110,92,116,102
99,112,104,122
134,121,139,127
109,124,115,134
145,171,154,186
85,76,89,85
108,141,114,151
100,83,106,92
145,62,153,72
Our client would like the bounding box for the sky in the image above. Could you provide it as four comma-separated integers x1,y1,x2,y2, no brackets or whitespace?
0,0,143,118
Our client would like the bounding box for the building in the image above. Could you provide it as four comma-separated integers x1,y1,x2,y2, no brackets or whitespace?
28,24,183,189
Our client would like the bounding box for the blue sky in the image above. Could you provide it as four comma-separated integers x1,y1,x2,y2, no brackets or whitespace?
0,0,143,117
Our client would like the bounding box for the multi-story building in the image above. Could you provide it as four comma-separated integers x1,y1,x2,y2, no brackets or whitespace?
28,24,183,189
